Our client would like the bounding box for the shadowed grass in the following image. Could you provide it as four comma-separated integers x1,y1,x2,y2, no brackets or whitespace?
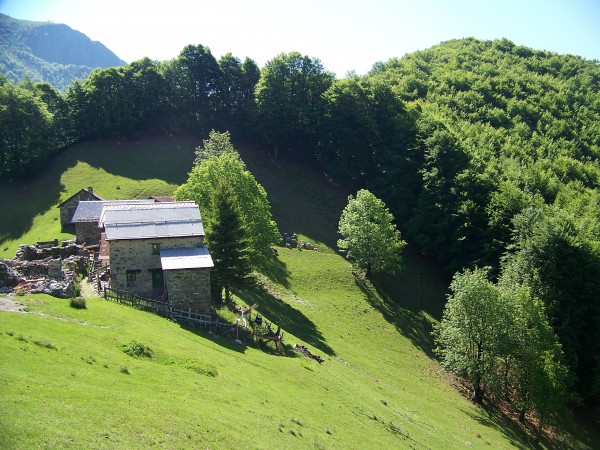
0,133,198,258
0,133,594,448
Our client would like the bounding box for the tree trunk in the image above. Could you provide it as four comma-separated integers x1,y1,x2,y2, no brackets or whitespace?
224,284,231,304
535,413,544,442
519,408,526,424
472,381,484,404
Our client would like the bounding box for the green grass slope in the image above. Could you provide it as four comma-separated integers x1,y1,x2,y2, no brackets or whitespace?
0,134,593,448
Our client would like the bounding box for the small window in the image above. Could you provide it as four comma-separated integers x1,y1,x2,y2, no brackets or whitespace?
152,243,160,255
126,270,137,287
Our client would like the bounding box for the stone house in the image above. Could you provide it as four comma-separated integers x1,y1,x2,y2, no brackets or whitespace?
57,187,104,231
99,201,214,313
71,200,154,246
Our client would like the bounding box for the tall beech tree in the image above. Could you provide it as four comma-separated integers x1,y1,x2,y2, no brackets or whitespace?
499,282,568,438
436,267,568,437
337,189,406,275
434,267,510,404
256,51,334,156
175,135,279,261
0,79,54,178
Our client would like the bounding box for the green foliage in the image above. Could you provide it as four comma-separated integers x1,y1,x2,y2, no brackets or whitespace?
498,282,568,435
337,189,406,275
0,80,55,178
69,296,86,309
194,129,240,166
434,268,509,403
256,51,334,156
32,338,57,350
435,267,569,435
502,206,600,405
122,341,153,359
207,184,253,302
175,141,279,261
72,282,82,298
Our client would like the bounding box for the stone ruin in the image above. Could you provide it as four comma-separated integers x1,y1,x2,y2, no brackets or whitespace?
0,242,88,298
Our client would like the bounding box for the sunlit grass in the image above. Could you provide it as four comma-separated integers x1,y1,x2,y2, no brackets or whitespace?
0,133,593,448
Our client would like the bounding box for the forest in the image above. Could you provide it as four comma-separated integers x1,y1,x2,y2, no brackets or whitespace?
1,37,599,416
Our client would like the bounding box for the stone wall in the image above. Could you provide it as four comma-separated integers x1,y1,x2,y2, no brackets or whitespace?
75,222,101,246
108,236,205,299
59,189,99,227
165,268,211,313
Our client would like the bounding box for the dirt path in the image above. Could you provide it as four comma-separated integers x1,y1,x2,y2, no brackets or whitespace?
0,297,27,313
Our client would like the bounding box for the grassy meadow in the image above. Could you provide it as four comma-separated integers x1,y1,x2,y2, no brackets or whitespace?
0,134,594,448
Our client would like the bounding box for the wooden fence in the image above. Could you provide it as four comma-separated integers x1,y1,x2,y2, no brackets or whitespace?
103,287,212,326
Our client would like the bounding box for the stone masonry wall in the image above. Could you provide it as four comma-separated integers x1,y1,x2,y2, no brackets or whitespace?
108,236,205,298
165,268,211,313
60,190,99,227
75,222,102,246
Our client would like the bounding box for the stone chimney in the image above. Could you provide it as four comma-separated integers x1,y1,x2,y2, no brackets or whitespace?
87,187,93,194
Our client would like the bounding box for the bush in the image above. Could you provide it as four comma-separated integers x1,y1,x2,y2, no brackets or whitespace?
33,338,57,350
122,341,153,358
119,366,130,375
70,297,86,309
73,282,82,297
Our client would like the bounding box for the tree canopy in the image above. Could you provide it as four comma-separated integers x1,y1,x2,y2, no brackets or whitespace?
337,189,406,275
435,268,568,435
174,136,279,262
3,36,600,413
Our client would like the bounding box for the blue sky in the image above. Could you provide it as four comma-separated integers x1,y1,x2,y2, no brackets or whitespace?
1,0,599,77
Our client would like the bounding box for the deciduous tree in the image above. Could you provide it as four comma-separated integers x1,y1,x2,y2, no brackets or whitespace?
175,134,279,261
337,189,406,275
434,267,510,403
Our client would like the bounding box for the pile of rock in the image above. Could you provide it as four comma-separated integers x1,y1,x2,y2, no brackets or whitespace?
0,243,88,298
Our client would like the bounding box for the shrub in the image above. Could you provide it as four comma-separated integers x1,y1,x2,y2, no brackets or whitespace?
122,341,153,358
33,338,57,350
73,282,82,297
119,366,130,374
16,288,25,296
181,358,218,377
70,297,86,309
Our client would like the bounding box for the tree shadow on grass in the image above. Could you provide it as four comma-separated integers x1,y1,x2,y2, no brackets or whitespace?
463,402,541,449
0,156,74,245
234,283,335,356
177,322,247,354
254,253,291,289
74,133,198,185
352,247,450,359
0,133,198,248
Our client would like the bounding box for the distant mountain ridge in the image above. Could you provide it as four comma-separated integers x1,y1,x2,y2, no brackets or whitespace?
0,13,125,91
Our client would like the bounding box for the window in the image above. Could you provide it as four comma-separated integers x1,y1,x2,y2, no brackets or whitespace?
126,270,137,287
152,243,160,255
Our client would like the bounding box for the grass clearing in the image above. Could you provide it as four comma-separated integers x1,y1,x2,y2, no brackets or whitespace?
0,133,595,448
0,133,198,258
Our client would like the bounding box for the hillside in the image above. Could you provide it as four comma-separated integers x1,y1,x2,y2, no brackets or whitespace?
0,13,125,91
0,134,595,448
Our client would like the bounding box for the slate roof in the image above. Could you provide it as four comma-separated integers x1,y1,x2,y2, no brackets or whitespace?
72,200,154,223
101,202,205,240
57,188,104,207
160,247,214,270
149,196,174,202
